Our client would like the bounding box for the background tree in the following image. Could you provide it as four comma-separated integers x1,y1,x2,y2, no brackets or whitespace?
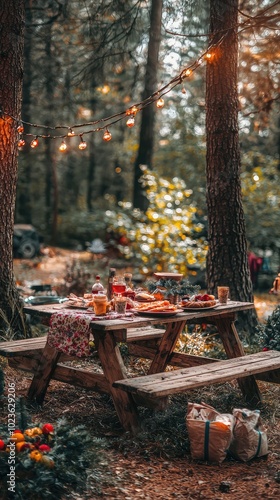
205,0,258,335
0,0,30,338
133,0,163,210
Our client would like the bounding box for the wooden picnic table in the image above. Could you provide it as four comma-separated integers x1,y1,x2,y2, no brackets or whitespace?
15,300,274,433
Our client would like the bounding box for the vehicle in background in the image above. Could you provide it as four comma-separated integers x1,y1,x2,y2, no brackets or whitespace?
13,224,43,259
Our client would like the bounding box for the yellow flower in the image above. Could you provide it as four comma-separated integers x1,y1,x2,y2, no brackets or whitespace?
25,427,43,437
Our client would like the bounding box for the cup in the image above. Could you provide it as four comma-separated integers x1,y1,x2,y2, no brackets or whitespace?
115,296,127,314
217,286,230,304
93,293,107,316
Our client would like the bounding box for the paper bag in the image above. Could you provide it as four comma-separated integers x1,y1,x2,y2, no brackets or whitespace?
186,402,234,464
229,408,268,461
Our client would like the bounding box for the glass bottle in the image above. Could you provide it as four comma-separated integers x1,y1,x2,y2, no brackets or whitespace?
92,275,105,295
107,268,116,301
123,272,135,299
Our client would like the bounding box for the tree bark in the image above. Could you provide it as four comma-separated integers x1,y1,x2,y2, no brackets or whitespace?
15,0,33,223
133,0,163,210
0,1,31,338
206,0,258,337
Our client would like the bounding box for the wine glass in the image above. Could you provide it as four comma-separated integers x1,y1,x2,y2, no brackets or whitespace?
112,276,126,295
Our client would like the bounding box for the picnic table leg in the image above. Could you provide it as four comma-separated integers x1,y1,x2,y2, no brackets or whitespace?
148,320,187,374
213,314,262,406
27,343,61,405
93,331,139,434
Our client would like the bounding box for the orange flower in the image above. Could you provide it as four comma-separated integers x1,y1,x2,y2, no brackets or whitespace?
29,450,43,462
10,432,25,443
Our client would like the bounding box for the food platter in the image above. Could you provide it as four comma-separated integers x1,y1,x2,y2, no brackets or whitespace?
180,304,219,311
64,303,91,309
134,309,183,317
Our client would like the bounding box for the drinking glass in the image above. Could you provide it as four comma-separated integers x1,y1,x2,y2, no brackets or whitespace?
112,276,126,295
217,286,230,304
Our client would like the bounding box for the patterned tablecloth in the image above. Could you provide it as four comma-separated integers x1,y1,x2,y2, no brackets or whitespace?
47,310,128,357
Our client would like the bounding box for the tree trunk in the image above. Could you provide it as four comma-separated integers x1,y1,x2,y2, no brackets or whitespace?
133,0,163,210
15,0,33,223
206,0,258,337
0,1,31,339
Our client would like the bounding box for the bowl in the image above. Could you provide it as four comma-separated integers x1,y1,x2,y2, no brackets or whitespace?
153,272,183,281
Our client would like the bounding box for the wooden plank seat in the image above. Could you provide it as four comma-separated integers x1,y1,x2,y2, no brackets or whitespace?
0,327,165,360
113,350,280,402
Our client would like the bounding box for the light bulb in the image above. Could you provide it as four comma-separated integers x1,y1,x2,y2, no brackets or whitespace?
156,98,164,109
103,129,112,142
204,52,214,61
78,137,87,150
30,137,39,148
17,122,24,134
184,69,192,77
126,116,135,128
18,137,25,148
59,140,67,152
126,105,138,116
67,128,75,137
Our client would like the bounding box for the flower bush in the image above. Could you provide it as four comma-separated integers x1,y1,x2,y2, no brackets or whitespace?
0,418,107,499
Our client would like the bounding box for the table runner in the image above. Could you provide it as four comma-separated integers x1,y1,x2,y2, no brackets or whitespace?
47,310,93,357
47,310,133,357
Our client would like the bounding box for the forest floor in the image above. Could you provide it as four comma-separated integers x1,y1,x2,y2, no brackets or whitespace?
1,247,280,499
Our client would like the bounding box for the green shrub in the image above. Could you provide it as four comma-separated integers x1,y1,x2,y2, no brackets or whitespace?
256,305,280,351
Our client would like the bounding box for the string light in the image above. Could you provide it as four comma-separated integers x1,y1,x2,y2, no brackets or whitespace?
204,51,214,61
17,122,24,134
126,105,138,116
78,136,87,150
67,128,75,137
30,136,39,148
59,140,67,152
103,129,112,142
156,98,164,109
126,116,135,128
18,137,25,148
0,39,227,150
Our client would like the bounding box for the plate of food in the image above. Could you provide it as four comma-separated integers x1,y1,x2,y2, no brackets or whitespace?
132,299,183,317
180,304,218,311
64,302,90,309
135,309,183,317
180,294,218,311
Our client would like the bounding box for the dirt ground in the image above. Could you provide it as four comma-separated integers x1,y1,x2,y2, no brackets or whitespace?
2,248,280,499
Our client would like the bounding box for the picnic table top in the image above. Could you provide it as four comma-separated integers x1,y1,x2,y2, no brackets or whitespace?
23,300,255,331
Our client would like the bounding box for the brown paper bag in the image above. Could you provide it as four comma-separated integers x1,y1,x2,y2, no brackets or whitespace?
186,402,234,464
229,408,268,461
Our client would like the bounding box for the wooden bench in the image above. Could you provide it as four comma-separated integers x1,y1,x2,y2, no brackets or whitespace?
113,350,280,403
0,327,165,372
0,327,166,399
